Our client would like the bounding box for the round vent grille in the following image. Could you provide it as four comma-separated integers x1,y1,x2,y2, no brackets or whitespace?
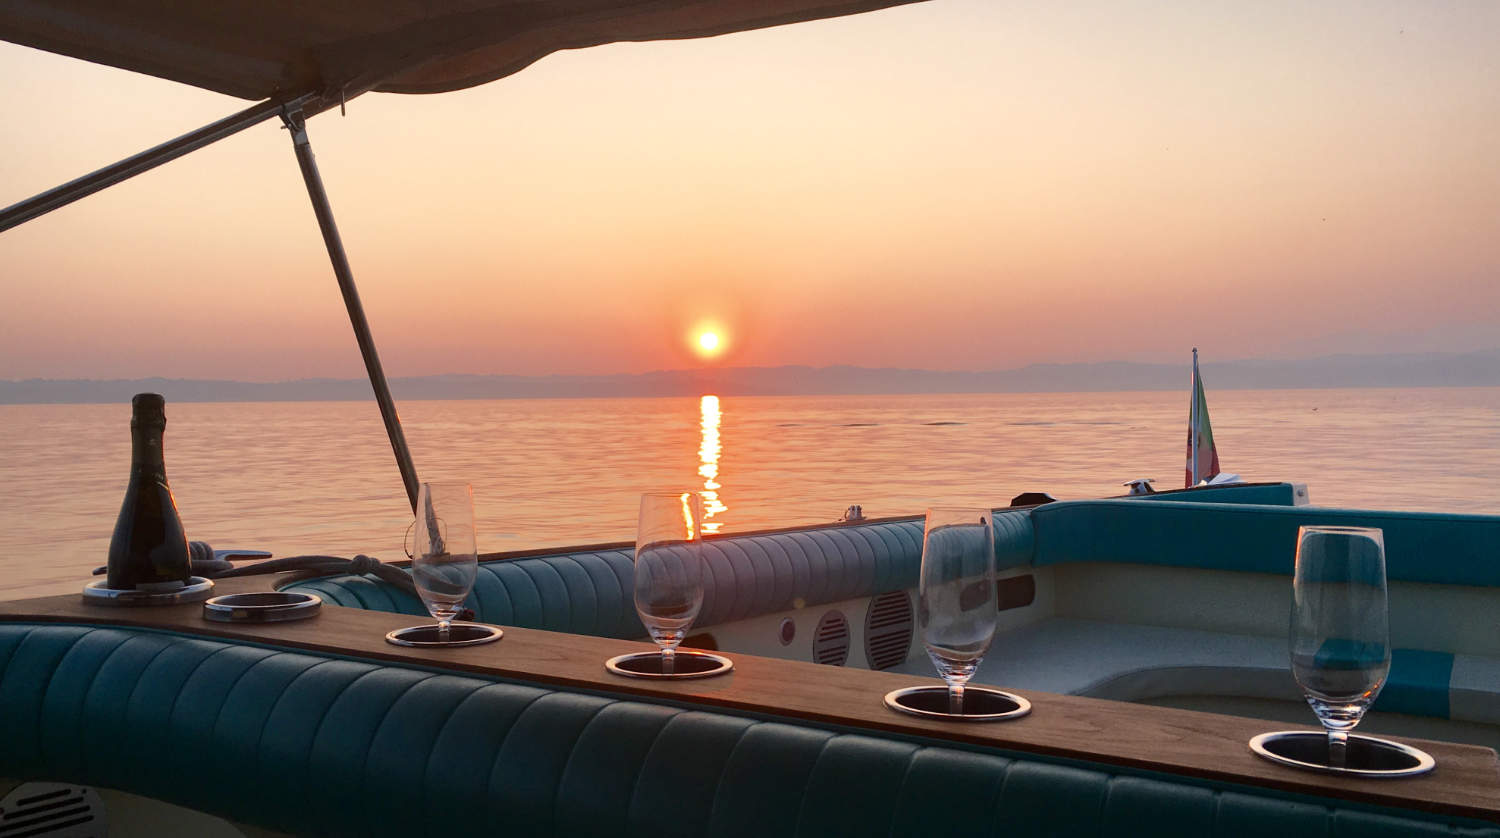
864,590,914,670
812,609,850,666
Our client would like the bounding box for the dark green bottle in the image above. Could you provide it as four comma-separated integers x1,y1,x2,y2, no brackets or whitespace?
106,394,190,591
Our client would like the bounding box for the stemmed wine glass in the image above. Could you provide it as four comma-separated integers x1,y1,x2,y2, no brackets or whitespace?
409,481,479,641
918,507,997,715
1290,525,1390,768
633,492,706,674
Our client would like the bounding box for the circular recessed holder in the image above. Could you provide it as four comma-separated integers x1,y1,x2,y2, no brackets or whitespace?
605,649,734,679
385,623,504,647
1249,731,1435,777
203,591,321,623
82,576,215,607
884,685,1032,722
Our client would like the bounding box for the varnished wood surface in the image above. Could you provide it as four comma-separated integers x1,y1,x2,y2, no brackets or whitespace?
4,578,1498,823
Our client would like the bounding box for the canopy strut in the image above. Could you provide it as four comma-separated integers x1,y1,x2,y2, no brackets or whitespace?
281,107,420,512
1,94,420,513
0,94,315,233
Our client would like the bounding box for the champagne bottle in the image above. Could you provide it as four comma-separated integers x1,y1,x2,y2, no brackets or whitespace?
106,393,191,591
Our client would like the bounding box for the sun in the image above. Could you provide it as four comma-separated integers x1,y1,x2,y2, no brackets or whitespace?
688,323,727,359
691,328,726,359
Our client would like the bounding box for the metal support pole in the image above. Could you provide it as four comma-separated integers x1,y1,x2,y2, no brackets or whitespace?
1,94,315,233
281,108,421,512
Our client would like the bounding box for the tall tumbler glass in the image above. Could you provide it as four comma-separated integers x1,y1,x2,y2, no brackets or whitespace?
919,508,997,714
1290,525,1390,768
634,492,705,674
410,482,478,640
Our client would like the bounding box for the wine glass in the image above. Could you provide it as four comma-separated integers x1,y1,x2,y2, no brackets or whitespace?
919,508,997,715
634,492,705,674
410,482,478,640
1290,525,1390,769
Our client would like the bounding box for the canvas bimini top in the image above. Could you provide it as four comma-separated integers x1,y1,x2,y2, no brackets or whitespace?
0,0,923,104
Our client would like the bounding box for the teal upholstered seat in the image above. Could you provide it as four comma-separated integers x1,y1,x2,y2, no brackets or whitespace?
284,484,1372,631
887,617,1498,727
1030,499,1500,587
2,623,1494,838
945,500,1500,725
286,517,929,636
283,499,1499,725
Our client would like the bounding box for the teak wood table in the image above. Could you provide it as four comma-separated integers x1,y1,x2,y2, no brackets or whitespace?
3,575,1497,823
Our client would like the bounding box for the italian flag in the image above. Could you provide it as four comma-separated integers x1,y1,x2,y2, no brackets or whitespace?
1185,349,1221,487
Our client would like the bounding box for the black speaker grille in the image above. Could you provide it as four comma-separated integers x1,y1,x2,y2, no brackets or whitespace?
863,590,914,670
811,609,850,666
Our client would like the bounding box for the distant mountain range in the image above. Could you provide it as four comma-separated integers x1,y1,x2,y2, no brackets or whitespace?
3,350,1497,404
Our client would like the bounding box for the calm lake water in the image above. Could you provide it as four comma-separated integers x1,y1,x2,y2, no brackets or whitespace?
4,387,1497,600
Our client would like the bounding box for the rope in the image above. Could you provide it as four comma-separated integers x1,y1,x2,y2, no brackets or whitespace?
200,548,476,621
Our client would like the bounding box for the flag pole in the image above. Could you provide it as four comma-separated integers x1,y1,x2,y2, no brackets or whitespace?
1191,348,1199,486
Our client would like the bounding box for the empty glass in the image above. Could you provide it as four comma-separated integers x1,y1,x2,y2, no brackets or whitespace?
919,508,997,714
1290,525,1390,768
410,482,478,640
634,492,705,674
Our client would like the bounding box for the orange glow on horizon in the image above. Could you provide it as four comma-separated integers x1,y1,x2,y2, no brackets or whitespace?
1,1,1496,381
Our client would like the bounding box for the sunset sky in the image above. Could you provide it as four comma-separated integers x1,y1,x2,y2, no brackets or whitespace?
1,0,1496,381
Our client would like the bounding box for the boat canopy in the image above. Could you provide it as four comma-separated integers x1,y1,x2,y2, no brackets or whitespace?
1,0,922,107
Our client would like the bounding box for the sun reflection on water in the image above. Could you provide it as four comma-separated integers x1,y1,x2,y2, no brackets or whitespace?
698,395,728,533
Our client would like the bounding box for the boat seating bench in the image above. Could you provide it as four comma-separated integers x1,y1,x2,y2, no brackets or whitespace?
283,496,1500,727
281,484,1303,634
960,500,1500,725
2,623,1495,838
285,517,931,637
1025,499,1500,587
888,617,1500,727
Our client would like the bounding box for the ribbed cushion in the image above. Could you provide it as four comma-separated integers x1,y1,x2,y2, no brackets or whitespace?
286,518,937,635
992,507,1036,572
1032,500,1500,587
2,624,1496,838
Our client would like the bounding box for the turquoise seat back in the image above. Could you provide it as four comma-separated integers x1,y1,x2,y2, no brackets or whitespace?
283,489,1498,642
992,507,1037,572
1030,500,1500,587
3,623,1493,838
287,518,927,636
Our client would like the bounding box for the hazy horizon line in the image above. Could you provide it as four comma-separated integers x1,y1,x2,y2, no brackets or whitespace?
3,349,1497,404
7,347,1498,387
